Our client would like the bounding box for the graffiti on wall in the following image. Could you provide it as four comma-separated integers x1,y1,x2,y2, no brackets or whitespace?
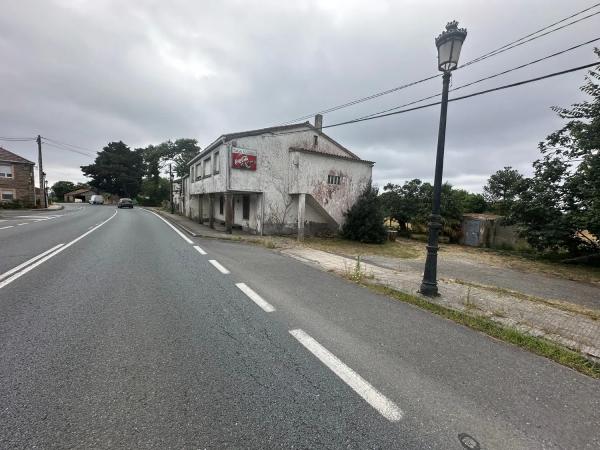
232,148,257,171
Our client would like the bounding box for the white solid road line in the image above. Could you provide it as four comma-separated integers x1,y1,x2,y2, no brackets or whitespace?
0,244,65,282
0,225,14,230
146,210,193,244
235,283,276,313
289,329,403,422
0,210,118,290
193,245,207,255
209,259,230,274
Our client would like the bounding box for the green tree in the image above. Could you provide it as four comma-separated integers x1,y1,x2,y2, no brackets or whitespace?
456,190,488,213
380,179,423,230
510,50,600,255
158,138,201,177
81,141,145,197
137,177,170,206
380,179,469,240
483,166,524,215
341,184,388,244
50,181,76,201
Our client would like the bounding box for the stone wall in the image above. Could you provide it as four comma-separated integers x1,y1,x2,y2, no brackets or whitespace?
0,162,35,205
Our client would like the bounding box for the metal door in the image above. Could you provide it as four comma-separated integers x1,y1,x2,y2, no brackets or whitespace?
464,219,481,246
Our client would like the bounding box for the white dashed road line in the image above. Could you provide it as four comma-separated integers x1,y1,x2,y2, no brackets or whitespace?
0,226,14,230
146,209,193,244
289,329,403,422
209,259,230,274
17,223,28,226
193,245,207,255
0,210,118,290
0,244,65,282
235,283,276,313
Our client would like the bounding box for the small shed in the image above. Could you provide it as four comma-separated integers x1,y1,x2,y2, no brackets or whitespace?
460,213,529,250
460,213,501,247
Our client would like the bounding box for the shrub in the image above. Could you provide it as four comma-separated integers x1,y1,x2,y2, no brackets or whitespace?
340,184,388,244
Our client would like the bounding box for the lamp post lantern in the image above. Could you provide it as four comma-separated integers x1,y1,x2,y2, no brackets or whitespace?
419,21,467,297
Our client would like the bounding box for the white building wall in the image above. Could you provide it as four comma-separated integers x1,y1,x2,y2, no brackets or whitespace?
289,151,372,226
185,126,372,234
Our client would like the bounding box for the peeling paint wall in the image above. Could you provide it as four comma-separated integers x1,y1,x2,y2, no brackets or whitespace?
289,151,372,226
185,127,372,234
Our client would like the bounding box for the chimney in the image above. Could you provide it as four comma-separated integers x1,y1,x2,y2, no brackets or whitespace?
314,114,323,132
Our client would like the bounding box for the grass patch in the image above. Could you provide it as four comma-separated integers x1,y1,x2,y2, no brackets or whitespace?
302,236,419,259
362,283,600,379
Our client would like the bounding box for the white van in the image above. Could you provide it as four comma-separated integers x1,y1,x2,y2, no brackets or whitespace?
89,195,104,205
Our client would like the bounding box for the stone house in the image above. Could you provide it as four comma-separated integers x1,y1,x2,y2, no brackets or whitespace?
63,187,96,203
184,115,373,238
0,147,36,206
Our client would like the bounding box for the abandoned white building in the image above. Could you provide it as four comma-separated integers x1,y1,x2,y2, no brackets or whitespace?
183,115,373,238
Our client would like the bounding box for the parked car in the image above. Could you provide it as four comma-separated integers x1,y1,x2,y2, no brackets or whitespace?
89,195,104,205
117,198,133,209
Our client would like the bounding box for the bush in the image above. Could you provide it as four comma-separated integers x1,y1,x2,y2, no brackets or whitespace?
0,199,28,209
340,184,388,244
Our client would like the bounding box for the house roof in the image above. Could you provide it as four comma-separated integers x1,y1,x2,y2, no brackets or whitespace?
289,147,374,165
188,121,361,166
0,147,35,165
64,187,95,196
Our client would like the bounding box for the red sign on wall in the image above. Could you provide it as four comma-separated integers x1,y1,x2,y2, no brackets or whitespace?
231,148,257,171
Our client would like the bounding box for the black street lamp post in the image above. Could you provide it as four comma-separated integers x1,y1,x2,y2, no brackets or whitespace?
420,21,467,297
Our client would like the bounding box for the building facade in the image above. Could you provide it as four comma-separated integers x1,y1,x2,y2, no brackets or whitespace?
64,187,97,203
184,116,373,238
0,147,36,206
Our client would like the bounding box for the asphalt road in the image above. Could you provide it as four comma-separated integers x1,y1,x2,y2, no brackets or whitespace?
1,205,598,449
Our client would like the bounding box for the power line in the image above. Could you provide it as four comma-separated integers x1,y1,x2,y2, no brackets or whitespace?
279,73,441,125
278,3,600,125
41,137,96,154
42,141,95,158
357,36,600,120
0,136,36,142
459,9,600,68
270,62,599,136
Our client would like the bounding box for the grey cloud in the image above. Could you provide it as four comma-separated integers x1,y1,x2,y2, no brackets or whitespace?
1,0,597,190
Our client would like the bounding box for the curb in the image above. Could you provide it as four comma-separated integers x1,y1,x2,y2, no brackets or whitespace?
32,205,65,211
143,208,201,237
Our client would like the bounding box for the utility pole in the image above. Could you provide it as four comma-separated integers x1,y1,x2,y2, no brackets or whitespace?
36,135,47,208
169,163,174,214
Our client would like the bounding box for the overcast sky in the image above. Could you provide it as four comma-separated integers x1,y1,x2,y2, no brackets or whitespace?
1,0,599,192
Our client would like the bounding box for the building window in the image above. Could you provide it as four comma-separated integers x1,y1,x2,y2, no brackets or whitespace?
1,190,15,201
242,195,250,220
213,152,220,174
327,174,341,185
0,164,13,178
219,195,224,215
203,157,211,177
195,163,202,181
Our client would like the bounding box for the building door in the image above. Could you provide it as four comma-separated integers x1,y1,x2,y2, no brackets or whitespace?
464,220,481,246
242,195,250,220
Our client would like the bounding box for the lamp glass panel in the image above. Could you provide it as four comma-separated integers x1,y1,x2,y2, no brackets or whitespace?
437,38,463,71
